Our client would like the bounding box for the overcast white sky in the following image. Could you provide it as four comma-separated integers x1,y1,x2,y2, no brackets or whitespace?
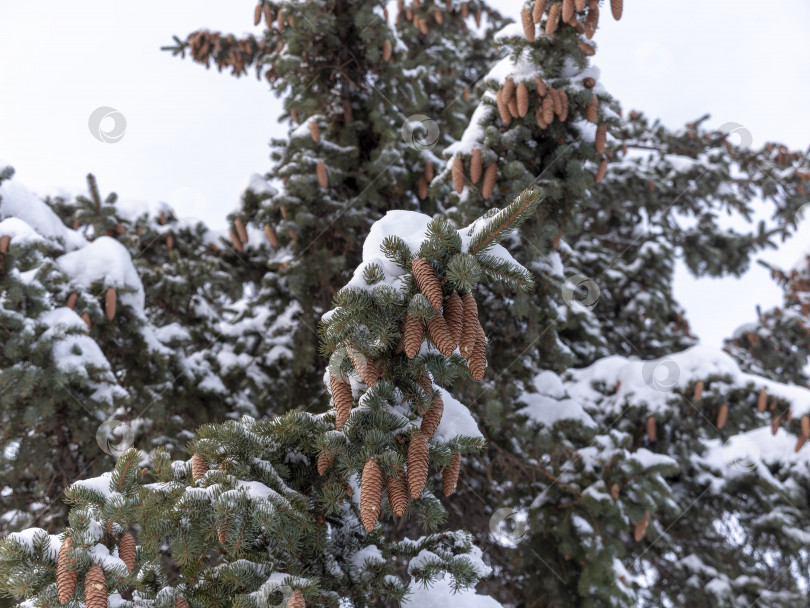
2,0,809,349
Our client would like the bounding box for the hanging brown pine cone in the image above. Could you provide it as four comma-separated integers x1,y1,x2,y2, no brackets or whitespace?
575,0,586,11
694,380,704,401
470,149,483,184
535,108,547,129
118,533,136,574
646,416,657,442
634,512,650,541
562,0,574,21
360,459,383,531
442,452,461,496
66,292,78,309
412,258,443,310
583,76,595,88
386,470,409,516
534,77,547,97
474,9,482,27
235,218,249,243
316,161,328,188
757,389,768,412
482,164,498,199
331,373,353,430
81,312,92,330
418,176,428,200
191,453,208,481
469,323,487,380
407,431,430,498
84,565,107,608
595,123,607,153
383,39,392,62
421,389,444,438
0,235,9,254
105,287,116,321
521,7,535,41
309,121,321,143
717,404,729,429
516,82,529,117
427,313,456,356
444,293,464,346
57,537,78,604
402,314,425,358
802,414,810,438
546,2,560,34
586,94,599,123
230,229,243,252
502,77,516,105
772,415,780,435
346,344,379,386
425,160,434,183
533,0,547,22
542,94,554,124
175,597,190,608
496,90,511,125
595,159,608,183
452,157,465,194
264,5,273,26
559,89,569,121
610,483,620,500
253,4,262,25
287,590,305,608
459,292,478,359
508,98,519,119
585,6,598,38
610,0,623,20
578,42,595,56
317,451,334,475
264,223,279,248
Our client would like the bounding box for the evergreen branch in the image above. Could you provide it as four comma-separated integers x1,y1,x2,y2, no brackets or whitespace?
467,189,543,255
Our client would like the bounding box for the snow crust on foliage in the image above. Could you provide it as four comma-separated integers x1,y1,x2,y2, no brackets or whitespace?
72,472,115,498
351,544,384,568
433,387,484,440
517,370,597,428
0,180,86,250
5,528,61,558
57,237,146,314
444,99,496,156
0,217,47,247
244,172,277,196
403,576,504,607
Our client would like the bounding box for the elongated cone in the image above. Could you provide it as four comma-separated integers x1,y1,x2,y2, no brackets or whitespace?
443,452,461,496
427,313,455,356
610,483,620,500
646,416,657,442
694,380,704,401
474,9,482,26
578,42,595,56
191,453,208,480
802,415,810,438
611,0,623,20
105,287,116,321
757,389,768,412
549,88,562,118
264,223,279,248
425,160,434,183
533,0,547,22
418,176,428,200
508,98,519,119
595,159,608,183
316,161,328,188
230,229,243,252
347,344,378,386
469,323,487,380
118,533,136,574
176,597,190,608
586,94,599,122
542,94,554,124
470,149,483,183
796,435,807,452
634,512,650,542
444,293,464,346
717,404,729,429
57,537,78,604
317,451,334,475
546,2,560,34
421,389,444,438
81,312,92,330
84,564,107,608
412,258,443,310
521,7,535,41
595,123,607,153
0,235,9,254
496,89,511,124
403,314,425,359
309,121,320,143
534,77,547,97
535,108,547,129
435,9,443,24
254,4,262,25
575,0,586,10
482,163,498,199
166,234,174,250
559,89,569,121
459,292,478,359
331,374,353,430
452,157,465,194
516,83,529,117
264,5,273,25
387,470,409,516
585,6,598,38
287,590,305,608
772,415,780,435
408,431,430,498
66,292,78,309
360,459,383,531
583,76,596,88
562,0,574,21
502,77,515,105
383,39,392,62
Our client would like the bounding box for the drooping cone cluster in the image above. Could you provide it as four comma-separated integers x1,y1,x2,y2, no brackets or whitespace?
84,564,107,608
57,537,78,604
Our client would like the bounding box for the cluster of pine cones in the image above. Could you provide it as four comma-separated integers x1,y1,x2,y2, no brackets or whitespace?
187,30,267,77
56,534,135,607
397,0,488,33
522,0,622,42
324,257,487,531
